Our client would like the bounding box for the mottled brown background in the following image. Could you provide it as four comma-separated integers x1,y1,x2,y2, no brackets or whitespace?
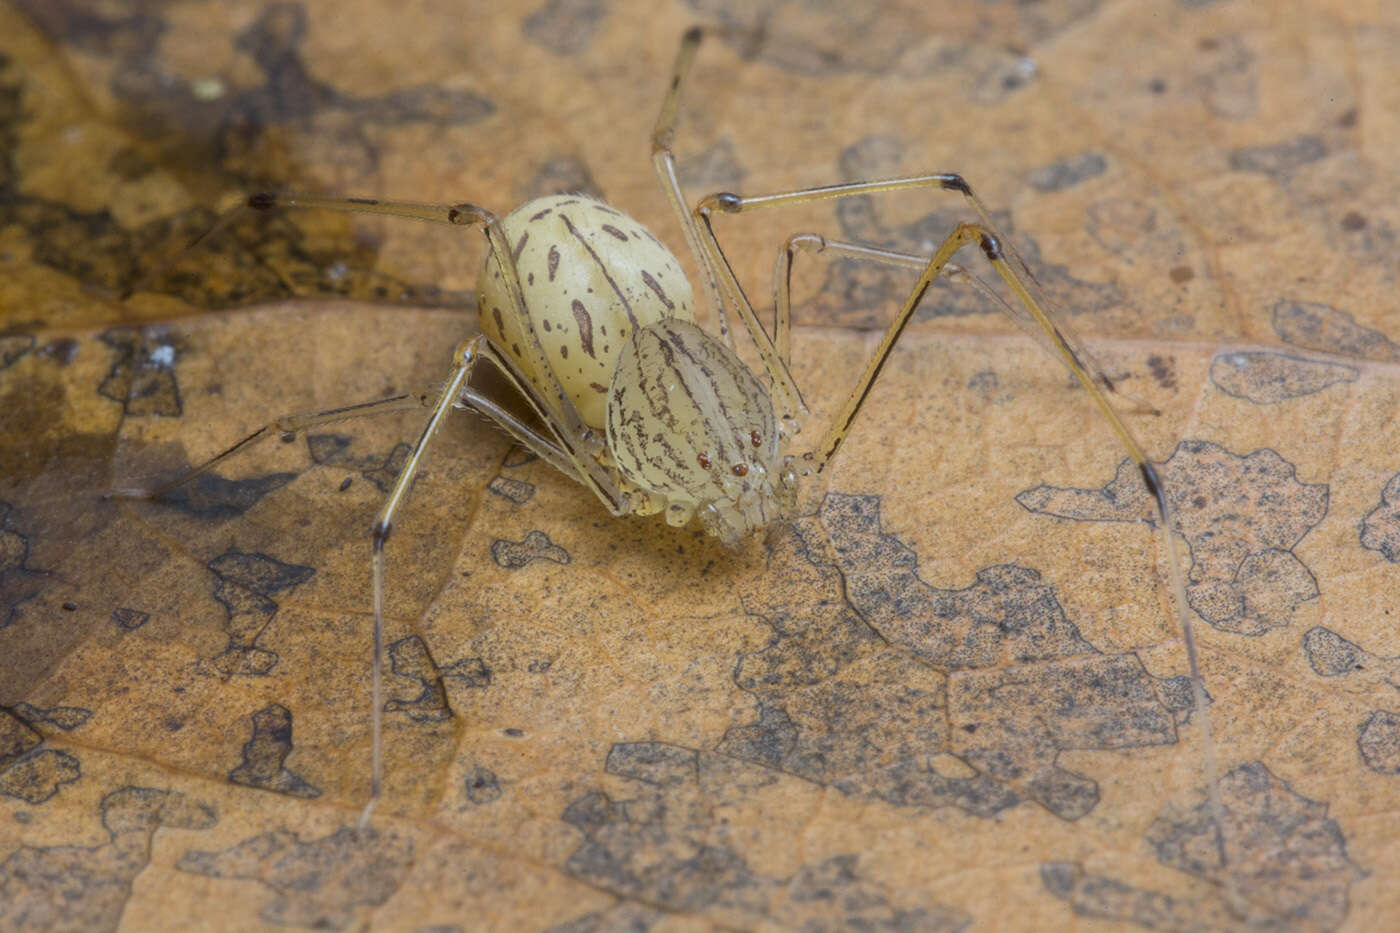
1,0,1398,930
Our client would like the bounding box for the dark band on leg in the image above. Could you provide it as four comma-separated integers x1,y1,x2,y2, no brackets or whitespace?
940,174,971,195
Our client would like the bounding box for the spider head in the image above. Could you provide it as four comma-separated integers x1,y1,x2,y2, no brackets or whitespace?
694,463,799,545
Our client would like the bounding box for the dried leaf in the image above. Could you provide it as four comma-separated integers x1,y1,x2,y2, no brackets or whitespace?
2,1,1397,930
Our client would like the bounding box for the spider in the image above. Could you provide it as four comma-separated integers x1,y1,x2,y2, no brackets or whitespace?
114,27,1220,859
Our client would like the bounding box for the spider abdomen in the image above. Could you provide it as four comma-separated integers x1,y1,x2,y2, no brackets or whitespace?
478,194,697,429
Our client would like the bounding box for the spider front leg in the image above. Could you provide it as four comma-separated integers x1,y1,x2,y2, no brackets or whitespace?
771,234,1152,415
110,359,473,828
362,334,479,828
359,332,622,827
691,177,1155,472
652,26,729,345
770,233,1047,371
685,174,1014,437
107,393,434,502
693,177,1231,907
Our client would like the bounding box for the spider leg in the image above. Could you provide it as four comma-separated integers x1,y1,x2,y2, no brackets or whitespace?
691,177,1160,470
106,393,433,501
455,338,636,503
457,381,586,484
359,332,628,829
771,234,1017,369
652,26,730,346
123,191,639,826
689,173,1006,433
189,193,630,513
357,335,478,828
113,338,480,830
701,177,1232,910
772,234,1156,414
116,198,257,301
657,33,1135,438
116,334,619,830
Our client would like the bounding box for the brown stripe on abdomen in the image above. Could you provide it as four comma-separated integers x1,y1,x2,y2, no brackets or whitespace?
640,270,674,310
571,299,596,358
560,213,639,328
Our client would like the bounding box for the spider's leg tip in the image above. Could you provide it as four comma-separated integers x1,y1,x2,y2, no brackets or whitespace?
357,799,377,833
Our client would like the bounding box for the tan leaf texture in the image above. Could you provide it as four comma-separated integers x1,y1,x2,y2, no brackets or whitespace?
2,1,1398,930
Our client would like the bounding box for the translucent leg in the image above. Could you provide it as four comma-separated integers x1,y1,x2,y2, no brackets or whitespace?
691,176,1154,468
457,384,585,484
711,183,1231,907
771,235,1160,415
691,174,1008,432
113,341,615,830
117,198,257,301
358,334,628,828
107,393,433,500
453,340,618,489
770,234,990,371
361,335,480,828
651,27,729,344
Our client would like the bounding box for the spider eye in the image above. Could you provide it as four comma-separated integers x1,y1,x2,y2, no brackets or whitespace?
750,430,762,447
696,452,712,469
731,463,748,477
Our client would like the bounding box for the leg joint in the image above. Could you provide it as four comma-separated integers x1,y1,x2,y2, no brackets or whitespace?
939,173,971,195
452,337,481,368
784,232,827,254
977,230,1004,261
698,192,742,214
447,203,493,225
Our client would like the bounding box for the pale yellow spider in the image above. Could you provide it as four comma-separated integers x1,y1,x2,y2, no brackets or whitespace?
115,29,1222,874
